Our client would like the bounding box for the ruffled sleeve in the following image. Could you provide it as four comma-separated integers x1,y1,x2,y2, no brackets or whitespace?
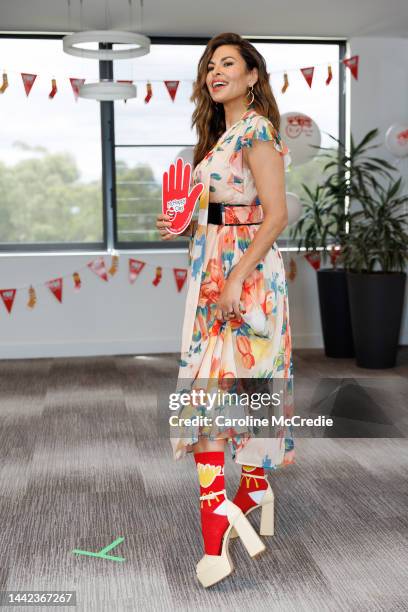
240,115,292,171
227,114,291,196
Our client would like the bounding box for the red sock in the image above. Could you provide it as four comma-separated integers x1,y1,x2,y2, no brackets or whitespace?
194,451,229,556
233,465,268,514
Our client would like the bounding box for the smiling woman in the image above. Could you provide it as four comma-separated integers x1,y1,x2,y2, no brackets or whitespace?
159,32,296,588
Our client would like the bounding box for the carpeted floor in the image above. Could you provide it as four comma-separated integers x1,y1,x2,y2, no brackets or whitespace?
0,349,407,611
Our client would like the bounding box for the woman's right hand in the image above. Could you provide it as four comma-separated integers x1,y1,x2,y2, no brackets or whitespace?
156,213,177,241
156,213,192,240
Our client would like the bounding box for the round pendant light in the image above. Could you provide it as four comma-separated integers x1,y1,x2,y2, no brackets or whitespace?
78,80,137,101
63,31,150,60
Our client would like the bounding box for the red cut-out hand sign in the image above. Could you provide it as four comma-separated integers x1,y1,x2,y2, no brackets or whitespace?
162,157,204,235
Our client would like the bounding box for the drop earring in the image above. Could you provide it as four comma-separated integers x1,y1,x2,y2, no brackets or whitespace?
246,84,255,107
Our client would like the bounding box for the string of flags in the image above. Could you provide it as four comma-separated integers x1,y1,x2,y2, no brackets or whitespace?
285,246,342,281
0,255,189,315
0,247,340,315
0,55,359,101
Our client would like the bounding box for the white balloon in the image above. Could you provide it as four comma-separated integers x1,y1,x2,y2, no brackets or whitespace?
385,124,408,158
280,112,321,167
175,147,194,166
286,192,302,226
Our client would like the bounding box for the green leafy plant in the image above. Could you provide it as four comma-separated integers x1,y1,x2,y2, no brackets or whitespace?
289,128,400,270
289,183,339,267
340,176,408,272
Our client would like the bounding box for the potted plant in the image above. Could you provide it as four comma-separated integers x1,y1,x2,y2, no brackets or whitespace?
340,175,408,368
290,128,397,358
289,182,354,357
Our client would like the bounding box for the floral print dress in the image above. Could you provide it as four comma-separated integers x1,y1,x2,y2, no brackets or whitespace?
170,106,295,471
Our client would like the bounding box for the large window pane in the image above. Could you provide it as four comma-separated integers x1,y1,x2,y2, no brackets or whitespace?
0,37,103,249
114,41,341,247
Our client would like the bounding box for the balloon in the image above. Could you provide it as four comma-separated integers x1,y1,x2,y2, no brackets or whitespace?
280,112,321,166
385,124,408,158
286,192,302,226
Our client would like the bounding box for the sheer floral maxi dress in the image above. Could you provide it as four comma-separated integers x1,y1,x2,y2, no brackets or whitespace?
170,107,295,471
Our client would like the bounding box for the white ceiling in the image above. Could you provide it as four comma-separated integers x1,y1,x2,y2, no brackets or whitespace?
0,0,407,39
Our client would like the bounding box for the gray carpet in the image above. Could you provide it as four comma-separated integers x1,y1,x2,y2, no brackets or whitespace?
0,350,407,611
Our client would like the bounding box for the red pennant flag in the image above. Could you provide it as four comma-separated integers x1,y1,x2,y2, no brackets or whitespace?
152,266,162,286
69,77,85,101
173,268,188,292
45,278,63,303
87,257,109,282
300,67,314,88
49,78,57,99
0,288,17,313
164,80,179,102
304,252,321,270
343,55,359,80
129,259,146,284
21,73,37,97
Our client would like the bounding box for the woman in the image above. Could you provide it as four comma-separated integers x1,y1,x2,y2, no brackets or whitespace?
156,32,295,587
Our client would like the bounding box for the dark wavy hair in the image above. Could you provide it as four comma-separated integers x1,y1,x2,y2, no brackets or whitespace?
190,32,281,169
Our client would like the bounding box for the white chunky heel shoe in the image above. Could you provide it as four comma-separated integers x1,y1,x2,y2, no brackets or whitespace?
230,473,275,539
196,489,266,588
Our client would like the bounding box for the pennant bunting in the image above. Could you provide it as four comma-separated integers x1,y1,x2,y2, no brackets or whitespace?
300,66,314,88
129,259,146,284
173,268,188,292
69,77,85,101
45,278,63,303
164,80,179,102
87,257,109,282
21,73,37,97
343,55,359,80
304,252,321,271
0,288,16,313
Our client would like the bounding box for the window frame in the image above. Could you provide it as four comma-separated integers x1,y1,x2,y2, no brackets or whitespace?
0,33,347,254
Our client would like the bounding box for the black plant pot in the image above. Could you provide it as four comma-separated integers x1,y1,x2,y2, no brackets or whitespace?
317,268,355,358
346,271,406,369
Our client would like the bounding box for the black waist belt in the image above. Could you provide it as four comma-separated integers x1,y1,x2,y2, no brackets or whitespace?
207,202,262,226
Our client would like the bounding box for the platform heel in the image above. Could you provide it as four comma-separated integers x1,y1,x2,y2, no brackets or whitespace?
196,491,265,588
230,474,275,538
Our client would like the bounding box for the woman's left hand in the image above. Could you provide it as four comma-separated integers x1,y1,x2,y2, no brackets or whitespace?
215,275,245,322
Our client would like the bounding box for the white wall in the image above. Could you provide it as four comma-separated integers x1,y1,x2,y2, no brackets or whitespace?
0,35,407,359
349,36,408,346
0,249,320,359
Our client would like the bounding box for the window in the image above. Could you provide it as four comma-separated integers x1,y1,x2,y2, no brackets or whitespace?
0,35,103,252
0,36,345,252
113,38,345,249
